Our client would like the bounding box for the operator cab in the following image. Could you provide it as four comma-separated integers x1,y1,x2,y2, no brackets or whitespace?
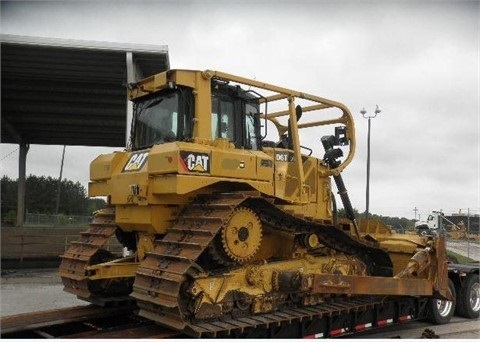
130,86,194,150
130,82,261,151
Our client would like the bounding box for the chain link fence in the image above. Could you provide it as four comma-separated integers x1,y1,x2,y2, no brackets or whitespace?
25,213,91,227
443,213,479,262
446,237,480,263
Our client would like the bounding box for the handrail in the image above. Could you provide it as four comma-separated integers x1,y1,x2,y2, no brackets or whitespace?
201,69,356,178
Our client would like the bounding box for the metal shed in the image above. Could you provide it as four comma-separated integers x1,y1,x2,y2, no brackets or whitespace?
1,34,170,225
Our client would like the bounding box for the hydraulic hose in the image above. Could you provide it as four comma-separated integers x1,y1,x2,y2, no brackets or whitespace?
321,135,361,238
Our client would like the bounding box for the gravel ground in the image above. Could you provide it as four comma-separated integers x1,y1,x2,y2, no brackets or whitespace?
0,268,87,316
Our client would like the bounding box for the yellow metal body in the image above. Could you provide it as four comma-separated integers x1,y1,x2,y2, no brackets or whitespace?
89,69,356,235
357,218,451,300
188,253,367,316
79,69,450,316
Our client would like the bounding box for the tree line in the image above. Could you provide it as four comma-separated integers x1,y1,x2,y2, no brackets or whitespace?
2,174,415,231
1,175,106,225
338,208,415,232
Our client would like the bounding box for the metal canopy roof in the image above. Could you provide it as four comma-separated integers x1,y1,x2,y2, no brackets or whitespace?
1,34,170,147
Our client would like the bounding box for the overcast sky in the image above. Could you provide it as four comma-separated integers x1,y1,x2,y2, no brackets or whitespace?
1,0,479,221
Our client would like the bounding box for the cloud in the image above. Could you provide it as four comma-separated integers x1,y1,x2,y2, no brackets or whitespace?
1,0,478,219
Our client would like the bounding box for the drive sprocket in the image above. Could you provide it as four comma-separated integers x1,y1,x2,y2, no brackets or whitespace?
220,207,262,263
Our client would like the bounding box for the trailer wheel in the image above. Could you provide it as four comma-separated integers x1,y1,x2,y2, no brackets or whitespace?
455,274,480,319
427,279,456,324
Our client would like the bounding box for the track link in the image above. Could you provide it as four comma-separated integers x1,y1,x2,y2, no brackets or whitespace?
59,207,118,300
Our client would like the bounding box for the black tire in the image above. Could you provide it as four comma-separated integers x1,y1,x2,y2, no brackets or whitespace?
427,279,456,324
419,229,429,236
455,274,480,319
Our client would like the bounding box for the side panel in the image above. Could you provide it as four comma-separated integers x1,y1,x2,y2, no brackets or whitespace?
210,149,271,182
90,151,130,181
267,148,318,203
273,149,301,202
115,204,177,233
263,147,333,220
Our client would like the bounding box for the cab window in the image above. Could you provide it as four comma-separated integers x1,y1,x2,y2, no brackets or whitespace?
212,97,235,141
245,103,259,150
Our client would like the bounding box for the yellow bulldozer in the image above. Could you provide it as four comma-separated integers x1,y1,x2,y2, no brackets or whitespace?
59,69,462,337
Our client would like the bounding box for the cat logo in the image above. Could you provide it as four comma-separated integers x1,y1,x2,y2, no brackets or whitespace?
180,151,210,173
123,151,148,172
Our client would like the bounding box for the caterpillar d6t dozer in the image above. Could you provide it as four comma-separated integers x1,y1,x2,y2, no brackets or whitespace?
60,69,454,337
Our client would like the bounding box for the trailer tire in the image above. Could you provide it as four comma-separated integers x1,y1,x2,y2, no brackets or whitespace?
427,279,456,324
455,274,480,319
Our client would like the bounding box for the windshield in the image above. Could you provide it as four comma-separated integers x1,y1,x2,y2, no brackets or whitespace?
131,90,192,150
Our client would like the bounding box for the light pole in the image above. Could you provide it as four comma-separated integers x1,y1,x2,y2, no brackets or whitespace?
361,105,381,221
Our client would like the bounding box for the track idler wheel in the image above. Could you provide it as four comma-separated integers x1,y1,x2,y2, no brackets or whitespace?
220,207,262,264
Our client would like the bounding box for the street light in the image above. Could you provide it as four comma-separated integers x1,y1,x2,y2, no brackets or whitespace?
361,105,381,221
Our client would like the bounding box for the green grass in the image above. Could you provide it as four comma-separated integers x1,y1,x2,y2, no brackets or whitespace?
447,249,478,264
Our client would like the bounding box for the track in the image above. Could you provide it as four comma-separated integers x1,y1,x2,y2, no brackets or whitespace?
58,207,133,304
59,207,118,299
58,191,395,337
131,191,394,336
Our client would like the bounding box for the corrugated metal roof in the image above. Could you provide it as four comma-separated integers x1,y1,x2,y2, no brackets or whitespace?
1,34,169,147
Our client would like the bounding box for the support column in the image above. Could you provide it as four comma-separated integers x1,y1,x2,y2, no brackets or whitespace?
125,52,135,147
16,143,29,227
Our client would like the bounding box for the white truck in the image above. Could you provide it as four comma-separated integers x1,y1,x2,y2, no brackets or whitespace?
415,211,463,236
